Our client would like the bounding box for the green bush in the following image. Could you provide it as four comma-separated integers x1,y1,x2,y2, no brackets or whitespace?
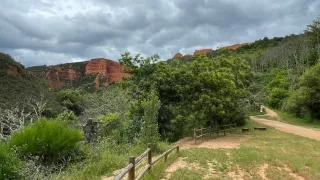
96,113,122,141
0,143,21,180
56,89,86,116
58,109,79,122
283,63,320,119
9,119,83,164
267,88,289,108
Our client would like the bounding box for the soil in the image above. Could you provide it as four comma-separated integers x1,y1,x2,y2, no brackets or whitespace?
176,134,251,149
251,107,320,141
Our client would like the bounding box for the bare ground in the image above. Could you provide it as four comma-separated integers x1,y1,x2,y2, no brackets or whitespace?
251,107,320,141
175,134,251,149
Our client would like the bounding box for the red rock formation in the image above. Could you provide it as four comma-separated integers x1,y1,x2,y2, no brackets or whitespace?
45,66,81,89
223,43,251,50
85,58,129,88
193,49,214,55
173,52,183,58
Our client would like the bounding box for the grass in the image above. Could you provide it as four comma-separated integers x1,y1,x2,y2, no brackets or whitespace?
165,118,320,179
49,141,172,180
275,110,320,129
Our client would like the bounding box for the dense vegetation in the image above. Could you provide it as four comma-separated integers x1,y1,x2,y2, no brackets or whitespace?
0,16,319,179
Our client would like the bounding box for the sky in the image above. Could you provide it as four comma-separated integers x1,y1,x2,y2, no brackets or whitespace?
0,0,319,67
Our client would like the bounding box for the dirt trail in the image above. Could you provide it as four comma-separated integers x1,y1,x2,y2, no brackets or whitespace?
251,107,320,141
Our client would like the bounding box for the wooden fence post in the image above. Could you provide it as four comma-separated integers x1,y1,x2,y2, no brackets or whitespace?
229,124,232,134
194,128,196,144
201,128,203,142
128,157,135,180
177,146,180,154
147,143,152,170
164,153,168,163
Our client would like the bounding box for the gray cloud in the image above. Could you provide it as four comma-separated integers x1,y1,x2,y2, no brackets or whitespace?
0,0,319,66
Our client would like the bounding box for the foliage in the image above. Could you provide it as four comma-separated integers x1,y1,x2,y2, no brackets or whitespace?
305,16,320,49
283,63,320,120
139,90,161,146
56,89,86,116
82,85,130,120
0,143,22,180
121,53,252,141
264,70,290,108
0,52,24,70
48,140,171,179
96,113,122,140
9,119,83,164
58,109,79,123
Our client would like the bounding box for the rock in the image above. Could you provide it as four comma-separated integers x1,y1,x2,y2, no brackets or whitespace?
193,49,214,55
85,58,129,88
40,58,129,89
45,66,81,89
223,43,251,50
173,52,183,58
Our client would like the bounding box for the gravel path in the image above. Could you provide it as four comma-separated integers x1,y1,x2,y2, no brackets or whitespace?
251,107,320,141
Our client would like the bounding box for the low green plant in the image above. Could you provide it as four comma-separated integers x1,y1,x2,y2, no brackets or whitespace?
58,109,79,122
9,119,83,164
0,143,21,180
96,113,122,140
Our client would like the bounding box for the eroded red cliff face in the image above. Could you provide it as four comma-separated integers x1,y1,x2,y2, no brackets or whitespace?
44,58,129,89
193,49,214,55
86,58,129,88
173,52,183,58
45,66,81,89
223,43,251,50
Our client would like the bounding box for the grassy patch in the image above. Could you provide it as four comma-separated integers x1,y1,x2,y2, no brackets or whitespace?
167,119,320,179
276,110,320,129
49,141,172,180
170,168,203,180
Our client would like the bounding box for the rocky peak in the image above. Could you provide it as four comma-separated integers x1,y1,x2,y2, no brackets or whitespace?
193,49,214,55
173,52,183,58
223,43,251,50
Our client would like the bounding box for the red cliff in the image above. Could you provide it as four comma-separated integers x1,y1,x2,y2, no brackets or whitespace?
86,58,129,88
223,43,251,50
193,49,214,55
43,58,129,89
45,66,81,89
173,52,183,58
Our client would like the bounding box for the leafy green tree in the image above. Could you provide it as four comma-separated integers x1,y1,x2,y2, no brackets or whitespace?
56,89,86,116
121,53,252,141
139,90,160,146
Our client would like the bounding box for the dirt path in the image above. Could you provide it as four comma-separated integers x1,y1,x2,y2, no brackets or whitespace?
251,107,320,141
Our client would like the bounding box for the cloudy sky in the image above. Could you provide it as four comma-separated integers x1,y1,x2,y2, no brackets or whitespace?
0,0,319,66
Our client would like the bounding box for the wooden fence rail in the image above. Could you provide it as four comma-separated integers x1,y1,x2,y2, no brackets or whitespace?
194,123,237,144
114,144,179,180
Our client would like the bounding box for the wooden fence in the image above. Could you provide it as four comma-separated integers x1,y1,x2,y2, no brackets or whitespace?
114,144,179,180
194,123,237,144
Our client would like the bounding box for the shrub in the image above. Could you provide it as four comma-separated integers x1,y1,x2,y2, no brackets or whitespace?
139,90,161,147
0,143,21,180
96,113,122,140
9,119,83,164
58,109,79,122
283,63,320,119
56,89,85,116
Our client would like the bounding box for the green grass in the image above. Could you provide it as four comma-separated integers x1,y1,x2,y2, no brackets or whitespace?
48,141,173,180
164,119,320,179
276,110,320,129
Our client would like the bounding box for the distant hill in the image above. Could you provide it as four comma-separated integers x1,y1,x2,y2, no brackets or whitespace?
27,58,129,90
0,53,26,76
0,53,53,109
